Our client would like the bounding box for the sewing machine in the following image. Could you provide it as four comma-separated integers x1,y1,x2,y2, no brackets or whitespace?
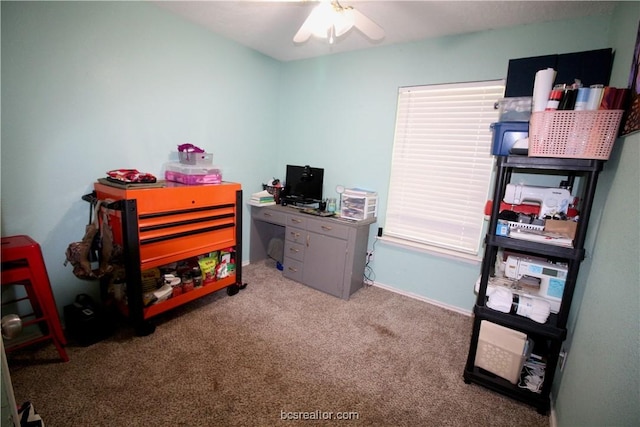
503,184,572,218
504,255,567,313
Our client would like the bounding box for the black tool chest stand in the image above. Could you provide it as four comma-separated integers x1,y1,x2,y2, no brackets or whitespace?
463,156,604,414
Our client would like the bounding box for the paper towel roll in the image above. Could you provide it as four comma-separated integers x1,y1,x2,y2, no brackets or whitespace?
586,86,604,110
532,68,557,112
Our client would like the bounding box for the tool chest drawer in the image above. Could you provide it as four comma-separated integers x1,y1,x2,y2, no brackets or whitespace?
137,204,236,269
95,181,238,215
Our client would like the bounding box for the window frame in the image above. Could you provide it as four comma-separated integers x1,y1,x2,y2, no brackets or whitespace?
382,79,506,261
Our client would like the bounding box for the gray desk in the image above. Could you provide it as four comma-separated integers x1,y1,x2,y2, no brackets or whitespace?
250,205,376,300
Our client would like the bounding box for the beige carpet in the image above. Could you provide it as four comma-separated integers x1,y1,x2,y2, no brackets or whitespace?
7,262,549,426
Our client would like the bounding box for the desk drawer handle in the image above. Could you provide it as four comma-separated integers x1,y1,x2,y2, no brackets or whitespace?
288,247,299,253
291,218,302,224
290,231,301,238
263,212,273,217
321,225,333,231
287,267,298,273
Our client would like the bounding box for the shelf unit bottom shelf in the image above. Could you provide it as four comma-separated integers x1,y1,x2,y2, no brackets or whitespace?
463,367,550,414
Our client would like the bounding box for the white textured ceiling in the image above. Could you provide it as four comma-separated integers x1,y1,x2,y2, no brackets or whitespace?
153,1,619,62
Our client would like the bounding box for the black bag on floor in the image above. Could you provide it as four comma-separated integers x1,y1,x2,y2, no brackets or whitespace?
64,294,114,346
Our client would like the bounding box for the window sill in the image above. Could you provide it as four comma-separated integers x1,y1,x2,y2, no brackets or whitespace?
378,235,482,265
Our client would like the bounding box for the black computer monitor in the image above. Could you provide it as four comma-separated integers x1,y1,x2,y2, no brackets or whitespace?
284,165,324,204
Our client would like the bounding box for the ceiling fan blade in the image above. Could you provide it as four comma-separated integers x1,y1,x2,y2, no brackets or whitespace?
294,8,318,43
334,8,355,37
294,2,332,43
293,24,313,43
351,8,384,40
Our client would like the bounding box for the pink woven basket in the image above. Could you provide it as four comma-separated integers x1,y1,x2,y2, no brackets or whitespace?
528,110,623,160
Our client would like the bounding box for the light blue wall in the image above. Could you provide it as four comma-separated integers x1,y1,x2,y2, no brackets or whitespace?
553,3,640,426
279,15,613,311
2,2,638,425
1,1,281,307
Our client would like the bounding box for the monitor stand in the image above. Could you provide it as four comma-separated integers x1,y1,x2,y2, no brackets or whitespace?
282,196,319,208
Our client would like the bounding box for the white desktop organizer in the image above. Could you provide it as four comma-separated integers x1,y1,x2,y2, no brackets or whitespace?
340,188,378,220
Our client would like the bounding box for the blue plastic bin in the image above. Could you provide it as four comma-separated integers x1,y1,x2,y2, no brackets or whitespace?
490,121,529,156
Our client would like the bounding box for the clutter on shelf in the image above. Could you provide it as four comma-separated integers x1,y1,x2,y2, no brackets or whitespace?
109,248,237,307
106,169,157,183
262,178,283,204
177,143,214,165
494,67,627,159
249,190,276,207
165,144,222,185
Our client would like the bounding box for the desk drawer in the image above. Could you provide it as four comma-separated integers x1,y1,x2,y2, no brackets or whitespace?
283,258,303,282
285,227,305,244
284,241,305,262
286,215,306,229
307,218,349,240
252,208,286,226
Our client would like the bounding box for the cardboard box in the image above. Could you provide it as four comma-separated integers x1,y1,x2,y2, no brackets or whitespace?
544,219,577,240
474,320,530,384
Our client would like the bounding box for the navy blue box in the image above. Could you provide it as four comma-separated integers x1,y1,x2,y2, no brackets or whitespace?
490,121,529,156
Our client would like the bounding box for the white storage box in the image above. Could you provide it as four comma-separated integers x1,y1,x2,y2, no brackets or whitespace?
164,162,222,185
474,320,531,384
340,188,378,220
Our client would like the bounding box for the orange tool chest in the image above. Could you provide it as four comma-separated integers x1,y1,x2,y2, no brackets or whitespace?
92,181,243,335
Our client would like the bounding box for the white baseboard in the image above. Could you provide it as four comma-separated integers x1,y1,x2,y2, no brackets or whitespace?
370,280,473,317
246,259,473,316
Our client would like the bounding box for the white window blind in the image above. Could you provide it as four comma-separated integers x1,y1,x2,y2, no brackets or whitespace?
385,80,505,257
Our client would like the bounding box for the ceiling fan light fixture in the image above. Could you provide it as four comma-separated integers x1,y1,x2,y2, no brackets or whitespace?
294,0,381,45
309,1,335,38
333,8,355,37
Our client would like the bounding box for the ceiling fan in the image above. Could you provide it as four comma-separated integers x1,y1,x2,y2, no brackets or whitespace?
293,0,385,44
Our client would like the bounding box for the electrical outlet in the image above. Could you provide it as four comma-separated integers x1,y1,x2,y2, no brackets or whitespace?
559,350,568,371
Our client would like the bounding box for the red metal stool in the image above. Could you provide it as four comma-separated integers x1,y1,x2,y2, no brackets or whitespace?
1,235,69,362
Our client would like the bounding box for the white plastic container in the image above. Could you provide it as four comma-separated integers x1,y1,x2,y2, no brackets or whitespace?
340,188,378,220
164,162,222,185
496,97,532,122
